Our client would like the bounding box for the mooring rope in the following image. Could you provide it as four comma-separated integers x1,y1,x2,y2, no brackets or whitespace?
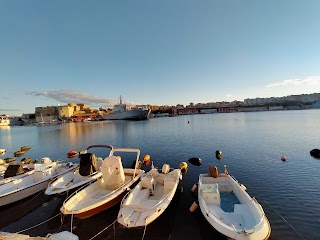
88,219,117,240
15,213,61,234
21,189,46,206
141,224,147,240
245,182,305,240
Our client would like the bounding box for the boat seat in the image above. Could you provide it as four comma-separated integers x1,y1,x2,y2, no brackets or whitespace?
219,213,244,230
163,178,176,190
234,204,256,228
126,189,150,207
124,199,159,212
201,183,220,204
207,204,225,214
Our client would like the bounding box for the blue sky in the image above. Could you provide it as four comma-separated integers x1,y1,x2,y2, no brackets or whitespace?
1,0,320,115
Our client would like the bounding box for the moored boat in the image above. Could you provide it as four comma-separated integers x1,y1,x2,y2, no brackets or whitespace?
0,159,78,206
0,115,10,126
197,165,271,240
45,144,113,195
103,96,150,120
60,148,145,219
117,162,185,228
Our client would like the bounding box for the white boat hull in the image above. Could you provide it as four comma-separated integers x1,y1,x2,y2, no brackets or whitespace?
0,163,78,206
117,168,182,228
198,173,271,240
45,169,102,195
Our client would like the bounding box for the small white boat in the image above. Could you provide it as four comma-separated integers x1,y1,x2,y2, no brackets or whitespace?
45,145,113,195
0,159,51,183
197,165,271,240
60,148,145,219
117,163,183,228
0,159,78,206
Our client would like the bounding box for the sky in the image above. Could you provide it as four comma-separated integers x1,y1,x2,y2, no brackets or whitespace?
1,0,320,115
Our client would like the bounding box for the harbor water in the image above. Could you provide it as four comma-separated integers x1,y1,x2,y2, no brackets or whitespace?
0,109,320,239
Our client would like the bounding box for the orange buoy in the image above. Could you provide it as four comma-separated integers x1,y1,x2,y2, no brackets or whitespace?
67,150,78,158
143,154,151,166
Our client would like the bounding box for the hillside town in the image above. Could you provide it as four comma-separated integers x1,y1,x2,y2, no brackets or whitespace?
1,92,320,126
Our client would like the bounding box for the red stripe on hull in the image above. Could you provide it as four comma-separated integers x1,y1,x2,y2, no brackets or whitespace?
75,191,126,219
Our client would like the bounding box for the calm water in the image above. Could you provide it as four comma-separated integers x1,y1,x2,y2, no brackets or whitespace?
1,110,320,240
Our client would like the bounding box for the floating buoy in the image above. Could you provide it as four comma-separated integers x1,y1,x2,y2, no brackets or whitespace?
14,151,25,157
179,161,188,173
67,150,78,158
191,183,197,192
188,157,202,166
209,166,219,178
142,154,151,166
215,150,222,159
281,156,286,161
189,201,199,212
4,157,15,163
20,146,31,151
310,149,320,159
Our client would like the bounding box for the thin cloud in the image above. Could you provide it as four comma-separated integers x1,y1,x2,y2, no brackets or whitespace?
0,109,21,111
25,89,134,107
266,76,320,88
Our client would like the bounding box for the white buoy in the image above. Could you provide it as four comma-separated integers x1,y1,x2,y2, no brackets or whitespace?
189,201,199,212
191,184,197,192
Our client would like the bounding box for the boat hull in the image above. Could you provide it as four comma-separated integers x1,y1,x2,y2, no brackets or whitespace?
0,163,78,206
0,180,49,206
75,191,126,219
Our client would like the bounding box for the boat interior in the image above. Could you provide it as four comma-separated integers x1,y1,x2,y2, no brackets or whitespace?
64,168,144,211
200,175,262,231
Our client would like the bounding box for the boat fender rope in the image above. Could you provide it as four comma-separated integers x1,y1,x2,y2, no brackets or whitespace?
88,219,117,240
141,224,147,240
16,213,61,234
